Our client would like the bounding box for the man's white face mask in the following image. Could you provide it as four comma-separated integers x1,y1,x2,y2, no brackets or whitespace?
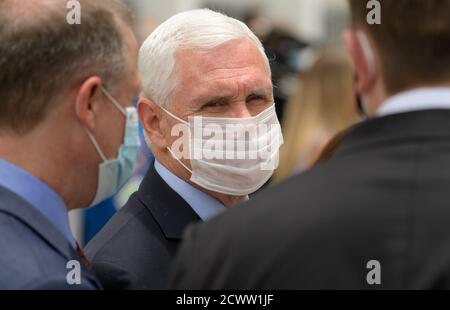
159,104,284,196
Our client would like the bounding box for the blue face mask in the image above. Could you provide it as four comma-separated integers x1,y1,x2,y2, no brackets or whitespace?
86,87,141,207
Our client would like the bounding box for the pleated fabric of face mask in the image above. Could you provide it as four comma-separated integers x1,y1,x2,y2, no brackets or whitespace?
162,104,284,196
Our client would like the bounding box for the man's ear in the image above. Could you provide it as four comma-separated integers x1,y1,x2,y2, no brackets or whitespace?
138,98,167,149
343,29,373,95
75,76,103,132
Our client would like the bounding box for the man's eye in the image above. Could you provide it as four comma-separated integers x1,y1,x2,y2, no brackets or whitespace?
247,95,267,103
202,101,227,109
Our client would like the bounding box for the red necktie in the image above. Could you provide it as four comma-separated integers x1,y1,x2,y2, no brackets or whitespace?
76,242,93,271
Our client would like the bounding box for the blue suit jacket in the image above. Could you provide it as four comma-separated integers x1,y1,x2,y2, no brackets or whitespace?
85,163,201,289
0,186,101,289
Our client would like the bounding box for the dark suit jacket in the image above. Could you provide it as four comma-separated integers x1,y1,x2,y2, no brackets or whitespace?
85,163,200,290
172,110,450,289
0,186,100,290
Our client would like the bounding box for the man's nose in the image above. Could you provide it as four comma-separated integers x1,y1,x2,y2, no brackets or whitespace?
229,103,252,118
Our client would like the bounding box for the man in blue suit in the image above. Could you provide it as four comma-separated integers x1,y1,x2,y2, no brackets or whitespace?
0,0,140,289
85,9,283,290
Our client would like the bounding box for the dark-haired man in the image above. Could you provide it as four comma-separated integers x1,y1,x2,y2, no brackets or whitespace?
172,0,450,289
0,0,140,289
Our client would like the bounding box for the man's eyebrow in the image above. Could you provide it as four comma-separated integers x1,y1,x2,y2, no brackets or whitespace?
196,95,233,109
247,88,273,98
250,89,271,95
194,86,273,109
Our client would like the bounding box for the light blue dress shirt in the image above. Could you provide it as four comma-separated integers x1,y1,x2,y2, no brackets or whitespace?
0,160,76,247
154,160,227,221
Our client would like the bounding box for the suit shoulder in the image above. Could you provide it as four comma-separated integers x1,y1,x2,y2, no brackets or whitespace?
0,213,70,289
85,193,149,257
173,159,384,282
85,193,179,289
0,211,50,262
89,259,140,290
200,159,368,239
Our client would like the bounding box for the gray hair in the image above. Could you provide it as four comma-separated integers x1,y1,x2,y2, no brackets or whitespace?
0,0,132,134
139,9,270,107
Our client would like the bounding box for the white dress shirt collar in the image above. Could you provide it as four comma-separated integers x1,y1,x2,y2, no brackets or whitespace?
377,87,450,117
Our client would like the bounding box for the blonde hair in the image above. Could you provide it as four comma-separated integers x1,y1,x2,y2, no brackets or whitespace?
273,47,358,183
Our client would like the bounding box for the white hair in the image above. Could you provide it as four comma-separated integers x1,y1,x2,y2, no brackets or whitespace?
139,8,270,107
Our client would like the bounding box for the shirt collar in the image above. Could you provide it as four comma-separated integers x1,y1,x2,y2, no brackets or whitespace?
377,87,450,117
154,160,227,221
0,160,76,247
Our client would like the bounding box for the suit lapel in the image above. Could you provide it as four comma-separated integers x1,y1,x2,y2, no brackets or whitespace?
137,163,201,240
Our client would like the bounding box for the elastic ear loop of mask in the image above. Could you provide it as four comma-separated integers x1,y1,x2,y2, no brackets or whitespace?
78,87,127,163
356,31,376,83
159,105,189,125
86,130,108,163
355,31,376,118
75,95,108,163
158,104,193,173
167,146,193,174
101,87,127,116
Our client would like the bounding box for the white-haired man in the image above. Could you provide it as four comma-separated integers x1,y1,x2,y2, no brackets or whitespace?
85,9,283,289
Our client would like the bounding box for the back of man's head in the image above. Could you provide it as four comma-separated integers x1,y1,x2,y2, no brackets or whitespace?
0,0,132,134
349,0,450,95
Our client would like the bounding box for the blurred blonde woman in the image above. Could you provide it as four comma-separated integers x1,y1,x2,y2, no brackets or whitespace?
273,47,358,183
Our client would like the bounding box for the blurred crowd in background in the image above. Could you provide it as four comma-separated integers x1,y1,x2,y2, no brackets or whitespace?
71,0,360,245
